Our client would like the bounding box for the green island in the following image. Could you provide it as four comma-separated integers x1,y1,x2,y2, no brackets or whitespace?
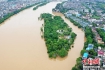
0,2,42,24
39,13,77,58
33,2,48,10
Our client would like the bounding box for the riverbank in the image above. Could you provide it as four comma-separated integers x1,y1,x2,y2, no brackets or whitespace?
0,2,42,24
0,2,84,70
33,2,48,10
53,2,103,70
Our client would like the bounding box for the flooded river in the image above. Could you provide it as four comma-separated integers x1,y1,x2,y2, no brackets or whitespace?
0,2,84,70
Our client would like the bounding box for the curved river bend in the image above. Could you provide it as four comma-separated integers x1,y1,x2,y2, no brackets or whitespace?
0,2,84,70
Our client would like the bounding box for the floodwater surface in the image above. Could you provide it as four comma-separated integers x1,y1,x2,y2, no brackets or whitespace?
0,2,84,70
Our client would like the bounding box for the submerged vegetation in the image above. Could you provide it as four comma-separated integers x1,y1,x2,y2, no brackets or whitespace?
0,2,42,24
39,13,77,58
33,2,48,10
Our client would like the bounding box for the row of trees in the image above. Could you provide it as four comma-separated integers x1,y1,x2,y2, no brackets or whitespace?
72,57,82,70
70,19,105,70
97,28,105,43
72,26,102,70
40,13,77,58
81,27,98,57
68,17,82,28
33,2,48,10
0,2,42,24
54,3,70,13
72,27,97,70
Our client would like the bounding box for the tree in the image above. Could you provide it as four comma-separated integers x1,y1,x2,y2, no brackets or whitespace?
41,35,43,38
63,32,70,36
72,66,77,70
33,2,48,10
92,23,97,27
58,48,68,57
67,28,72,32
75,62,82,70
72,45,74,48
76,57,82,63
40,27,43,32
88,49,97,56
49,52,57,58
87,36,93,43
83,42,88,49
71,32,77,38
81,49,86,56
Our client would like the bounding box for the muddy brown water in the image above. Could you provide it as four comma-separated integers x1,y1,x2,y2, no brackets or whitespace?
0,2,84,70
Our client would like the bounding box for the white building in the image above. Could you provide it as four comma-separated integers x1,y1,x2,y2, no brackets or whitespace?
83,65,100,70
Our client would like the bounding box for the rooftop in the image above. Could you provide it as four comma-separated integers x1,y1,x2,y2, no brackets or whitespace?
83,52,88,59
86,44,94,51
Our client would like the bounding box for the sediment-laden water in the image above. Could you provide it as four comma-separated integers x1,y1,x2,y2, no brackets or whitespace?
0,2,84,70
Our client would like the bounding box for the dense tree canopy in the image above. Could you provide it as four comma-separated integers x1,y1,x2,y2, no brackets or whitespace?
81,49,86,56
40,13,77,58
88,49,97,57
84,27,94,44
97,28,105,43
68,17,82,28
